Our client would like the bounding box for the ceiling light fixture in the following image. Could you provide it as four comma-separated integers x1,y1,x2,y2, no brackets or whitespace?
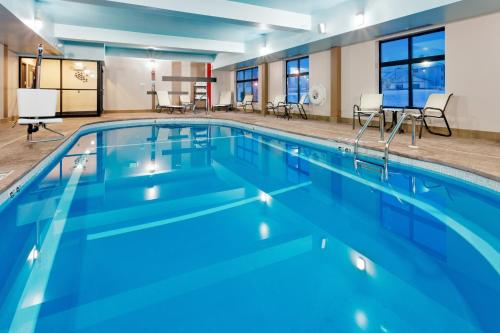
258,23,269,31
354,13,365,27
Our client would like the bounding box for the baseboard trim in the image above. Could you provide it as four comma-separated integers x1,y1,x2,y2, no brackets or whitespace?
103,109,151,114
339,117,500,142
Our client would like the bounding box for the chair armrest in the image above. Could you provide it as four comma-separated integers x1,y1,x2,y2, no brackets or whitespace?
423,107,444,113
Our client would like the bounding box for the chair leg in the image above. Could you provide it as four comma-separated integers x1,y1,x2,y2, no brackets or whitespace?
424,115,453,137
352,113,355,130
26,124,64,143
442,115,452,137
299,105,307,120
419,118,424,139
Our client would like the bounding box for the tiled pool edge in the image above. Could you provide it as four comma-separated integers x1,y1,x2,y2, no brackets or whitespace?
1,118,499,208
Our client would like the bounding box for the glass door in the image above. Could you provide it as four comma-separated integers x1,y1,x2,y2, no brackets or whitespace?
19,57,102,116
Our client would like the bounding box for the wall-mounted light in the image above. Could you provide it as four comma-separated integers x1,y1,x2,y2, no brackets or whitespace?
34,18,43,31
318,22,327,34
260,34,270,55
148,59,157,71
354,13,365,27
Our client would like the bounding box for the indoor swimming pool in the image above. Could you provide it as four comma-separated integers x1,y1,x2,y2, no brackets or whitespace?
0,120,499,332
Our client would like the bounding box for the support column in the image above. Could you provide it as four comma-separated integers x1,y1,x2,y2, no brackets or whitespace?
171,61,182,105
259,62,268,115
330,47,341,122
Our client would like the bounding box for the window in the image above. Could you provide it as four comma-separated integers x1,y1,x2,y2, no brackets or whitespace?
236,67,258,102
286,57,309,104
379,28,445,108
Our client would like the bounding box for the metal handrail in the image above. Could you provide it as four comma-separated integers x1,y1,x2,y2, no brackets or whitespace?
383,112,408,180
353,112,378,160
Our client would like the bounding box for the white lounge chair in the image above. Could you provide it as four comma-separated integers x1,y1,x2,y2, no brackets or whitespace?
417,93,453,138
290,94,308,120
267,95,287,118
352,93,385,130
17,88,64,143
213,91,233,112
240,94,254,113
156,91,185,114
180,94,193,112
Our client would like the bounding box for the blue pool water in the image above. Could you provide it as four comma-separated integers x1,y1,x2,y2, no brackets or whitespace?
0,122,499,333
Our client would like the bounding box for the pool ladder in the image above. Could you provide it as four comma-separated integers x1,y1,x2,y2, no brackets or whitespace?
353,111,410,181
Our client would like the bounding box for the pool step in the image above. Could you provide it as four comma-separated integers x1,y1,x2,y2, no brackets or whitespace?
354,158,384,173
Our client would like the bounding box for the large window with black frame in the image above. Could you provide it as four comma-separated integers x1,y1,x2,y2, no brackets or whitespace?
236,67,258,103
379,28,445,108
286,56,309,104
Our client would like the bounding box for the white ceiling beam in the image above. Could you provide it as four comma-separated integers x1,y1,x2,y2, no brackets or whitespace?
54,24,245,54
99,0,311,30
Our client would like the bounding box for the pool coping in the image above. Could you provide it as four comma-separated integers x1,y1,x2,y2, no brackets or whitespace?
1,117,499,208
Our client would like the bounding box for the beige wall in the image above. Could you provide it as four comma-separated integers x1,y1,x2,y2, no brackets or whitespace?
0,45,18,119
341,41,378,120
268,60,284,103
445,12,500,132
340,11,500,132
7,49,18,118
0,44,4,119
308,50,331,117
104,56,174,111
212,70,233,105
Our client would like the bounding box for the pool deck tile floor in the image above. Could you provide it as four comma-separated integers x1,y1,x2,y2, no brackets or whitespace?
0,111,499,194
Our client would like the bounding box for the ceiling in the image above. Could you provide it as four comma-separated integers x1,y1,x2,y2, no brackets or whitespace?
2,0,500,68
230,0,350,14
